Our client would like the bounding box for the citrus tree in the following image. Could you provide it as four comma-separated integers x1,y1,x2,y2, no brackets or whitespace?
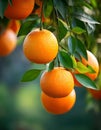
0,0,101,115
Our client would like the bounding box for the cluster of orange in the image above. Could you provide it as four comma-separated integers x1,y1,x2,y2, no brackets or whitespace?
0,0,35,56
23,28,76,114
0,0,101,115
0,0,50,57
23,28,100,114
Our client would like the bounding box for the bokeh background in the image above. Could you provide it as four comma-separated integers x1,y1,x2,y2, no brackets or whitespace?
0,0,101,130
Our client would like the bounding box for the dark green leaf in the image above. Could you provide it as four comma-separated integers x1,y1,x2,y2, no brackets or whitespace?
75,74,97,89
68,36,77,54
58,51,73,69
0,0,8,18
74,51,81,61
58,18,68,41
18,16,39,36
53,0,66,19
43,0,53,17
72,26,86,34
21,69,42,82
76,38,87,59
48,61,54,71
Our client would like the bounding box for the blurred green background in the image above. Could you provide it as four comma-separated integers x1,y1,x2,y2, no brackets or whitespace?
0,0,101,130
0,44,101,130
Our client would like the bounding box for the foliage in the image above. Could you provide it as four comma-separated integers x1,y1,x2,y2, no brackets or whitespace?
0,0,101,129
0,0,100,89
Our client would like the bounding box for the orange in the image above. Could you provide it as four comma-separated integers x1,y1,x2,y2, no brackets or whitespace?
82,50,99,80
40,67,74,98
0,29,17,56
41,89,76,115
4,0,35,20
88,88,101,100
7,20,21,34
23,28,58,64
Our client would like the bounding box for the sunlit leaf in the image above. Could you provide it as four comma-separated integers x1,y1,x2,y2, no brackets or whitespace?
91,0,97,8
71,56,77,69
72,26,86,34
76,62,95,74
58,18,68,41
74,11,100,24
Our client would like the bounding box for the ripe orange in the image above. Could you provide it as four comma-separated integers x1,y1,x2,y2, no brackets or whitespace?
41,89,76,115
40,67,74,98
88,88,101,100
7,20,21,34
82,50,99,80
4,0,35,20
0,29,17,56
23,28,58,64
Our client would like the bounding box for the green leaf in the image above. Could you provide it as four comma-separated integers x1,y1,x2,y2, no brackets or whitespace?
0,0,8,18
74,51,81,61
76,38,87,60
72,26,86,34
87,65,96,73
76,62,95,74
58,51,73,69
53,0,66,19
48,61,54,71
18,16,39,36
58,18,68,41
21,69,42,82
82,1,93,9
74,11,100,24
71,56,77,69
91,0,97,8
75,74,97,89
68,36,77,54
43,0,53,17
